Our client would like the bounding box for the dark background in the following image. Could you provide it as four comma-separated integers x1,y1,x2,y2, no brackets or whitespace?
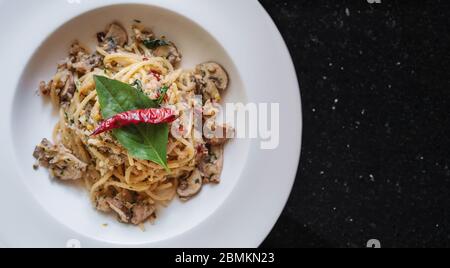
259,0,450,248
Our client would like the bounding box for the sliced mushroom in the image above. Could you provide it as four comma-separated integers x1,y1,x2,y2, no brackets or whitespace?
153,42,182,66
69,42,86,59
59,72,75,103
199,145,224,184
105,197,131,223
132,24,154,42
131,204,155,225
205,123,235,146
195,62,229,102
96,196,112,213
72,53,103,75
103,23,128,51
116,189,137,204
39,80,51,96
68,42,103,75
41,70,77,103
177,71,197,92
95,190,154,225
195,143,208,163
33,138,87,181
177,169,203,201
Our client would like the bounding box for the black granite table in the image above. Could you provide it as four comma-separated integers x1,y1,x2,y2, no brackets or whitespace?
259,0,450,248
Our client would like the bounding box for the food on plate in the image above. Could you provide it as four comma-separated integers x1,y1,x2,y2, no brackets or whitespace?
33,22,233,226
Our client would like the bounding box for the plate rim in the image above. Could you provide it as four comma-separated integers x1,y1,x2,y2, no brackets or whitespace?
0,0,302,248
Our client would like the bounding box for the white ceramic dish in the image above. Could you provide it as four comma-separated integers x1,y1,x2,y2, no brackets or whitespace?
0,0,301,247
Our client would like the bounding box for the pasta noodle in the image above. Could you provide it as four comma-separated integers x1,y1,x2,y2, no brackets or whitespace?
33,22,232,226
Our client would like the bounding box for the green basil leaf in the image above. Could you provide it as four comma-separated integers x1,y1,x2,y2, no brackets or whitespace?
94,75,169,170
157,86,169,105
94,75,157,116
131,79,144,93
143,39,169,49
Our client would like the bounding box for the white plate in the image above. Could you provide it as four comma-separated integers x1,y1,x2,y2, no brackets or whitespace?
0,0,301,248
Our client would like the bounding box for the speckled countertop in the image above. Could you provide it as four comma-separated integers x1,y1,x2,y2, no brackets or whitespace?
259,0,450,248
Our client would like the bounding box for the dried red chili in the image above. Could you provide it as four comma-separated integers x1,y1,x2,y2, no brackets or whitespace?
150,70,161,81
91,108,177,136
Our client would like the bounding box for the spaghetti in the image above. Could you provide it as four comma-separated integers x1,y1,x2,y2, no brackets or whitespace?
33,22,232,226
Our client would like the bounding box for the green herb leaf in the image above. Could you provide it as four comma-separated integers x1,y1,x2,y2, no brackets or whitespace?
131,79,143,93
75,80,81,91
143,39,169,49
157,86,169,105
94,76,169,170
